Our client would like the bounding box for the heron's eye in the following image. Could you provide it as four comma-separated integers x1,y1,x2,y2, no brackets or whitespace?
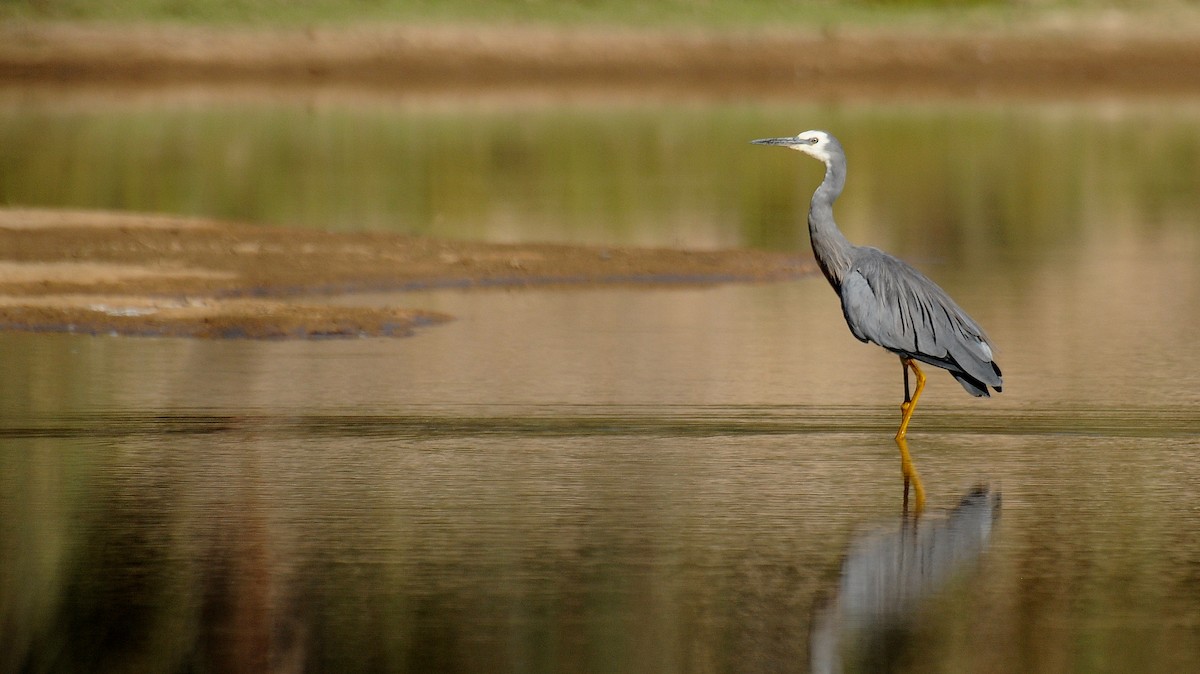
808,137,819,145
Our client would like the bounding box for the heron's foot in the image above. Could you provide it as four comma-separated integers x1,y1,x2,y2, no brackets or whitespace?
896,358,925,441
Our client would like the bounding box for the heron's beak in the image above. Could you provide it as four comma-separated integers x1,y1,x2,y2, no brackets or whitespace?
751,137,798,146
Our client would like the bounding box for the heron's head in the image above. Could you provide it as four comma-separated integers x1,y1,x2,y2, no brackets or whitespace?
751,129,838,164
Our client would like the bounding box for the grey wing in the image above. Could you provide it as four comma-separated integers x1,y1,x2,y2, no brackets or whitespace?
839,248,1003,396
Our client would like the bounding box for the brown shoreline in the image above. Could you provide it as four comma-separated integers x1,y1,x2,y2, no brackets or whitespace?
0,208,814,339
3,22,1200,97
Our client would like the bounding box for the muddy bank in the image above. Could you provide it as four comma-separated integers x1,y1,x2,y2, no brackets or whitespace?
3,21,1200,97
0,208,813,339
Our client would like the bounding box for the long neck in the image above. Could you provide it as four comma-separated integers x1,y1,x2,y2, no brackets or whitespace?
808,158,854,289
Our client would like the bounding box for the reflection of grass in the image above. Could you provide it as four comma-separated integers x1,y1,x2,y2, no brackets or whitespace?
1,100,1198,253
0,0,1153,27
0,103,810,248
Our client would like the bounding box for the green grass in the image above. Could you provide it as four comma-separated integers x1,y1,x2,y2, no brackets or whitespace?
0,0,1158,29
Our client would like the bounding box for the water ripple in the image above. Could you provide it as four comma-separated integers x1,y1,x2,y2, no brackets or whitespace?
3,404,1198,440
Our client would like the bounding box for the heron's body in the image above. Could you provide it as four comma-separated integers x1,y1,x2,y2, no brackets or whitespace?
752,129,1002,460
839,246,1000,398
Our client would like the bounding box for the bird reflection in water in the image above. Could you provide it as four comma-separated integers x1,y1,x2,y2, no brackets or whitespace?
896,436,924,515
809,485,1001,673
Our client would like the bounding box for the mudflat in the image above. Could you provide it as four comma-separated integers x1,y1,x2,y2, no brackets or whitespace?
0,209,812,338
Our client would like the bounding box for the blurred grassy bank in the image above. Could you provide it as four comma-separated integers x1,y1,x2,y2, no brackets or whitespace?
1,0,1196,29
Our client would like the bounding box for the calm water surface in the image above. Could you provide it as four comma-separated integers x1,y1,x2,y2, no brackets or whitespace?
2,90,1200,673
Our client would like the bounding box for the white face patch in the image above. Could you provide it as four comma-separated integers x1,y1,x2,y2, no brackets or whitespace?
791,130,834,163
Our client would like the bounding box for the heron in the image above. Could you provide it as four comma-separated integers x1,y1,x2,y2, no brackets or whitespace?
752,130,1002,506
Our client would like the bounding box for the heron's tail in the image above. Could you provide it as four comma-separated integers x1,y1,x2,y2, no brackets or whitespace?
950,361,1002,397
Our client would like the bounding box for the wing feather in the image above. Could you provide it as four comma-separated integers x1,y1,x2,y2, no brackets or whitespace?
839,247,1002,396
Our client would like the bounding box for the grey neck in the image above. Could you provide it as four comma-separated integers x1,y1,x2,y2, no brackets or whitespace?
808,158,854,289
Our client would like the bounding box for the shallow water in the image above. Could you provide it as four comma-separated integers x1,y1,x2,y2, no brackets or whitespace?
3,91,1200,673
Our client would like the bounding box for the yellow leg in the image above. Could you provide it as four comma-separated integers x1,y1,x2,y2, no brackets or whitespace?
896,435,926,514
895,358,927,441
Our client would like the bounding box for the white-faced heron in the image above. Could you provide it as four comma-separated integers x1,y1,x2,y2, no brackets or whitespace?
753,130,1003,507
